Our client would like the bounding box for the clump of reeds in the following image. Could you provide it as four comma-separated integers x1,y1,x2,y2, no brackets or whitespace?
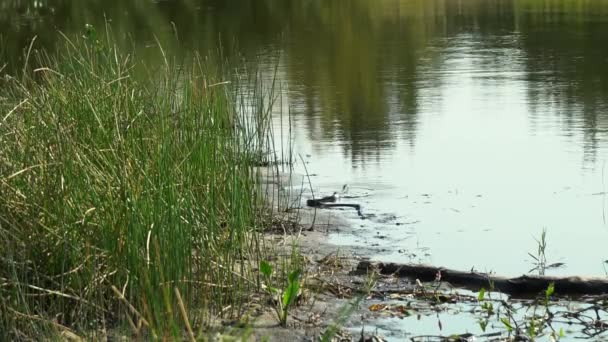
0,27,274,339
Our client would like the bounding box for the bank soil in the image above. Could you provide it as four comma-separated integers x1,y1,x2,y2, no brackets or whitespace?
252,169,608,341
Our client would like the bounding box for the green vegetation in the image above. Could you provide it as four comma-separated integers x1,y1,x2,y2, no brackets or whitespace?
259,260,302,327
0,27,276,339
475,282,565,341
529,228,548,275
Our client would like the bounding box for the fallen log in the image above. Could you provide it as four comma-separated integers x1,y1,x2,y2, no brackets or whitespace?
356,261,608,297
306,201,363,217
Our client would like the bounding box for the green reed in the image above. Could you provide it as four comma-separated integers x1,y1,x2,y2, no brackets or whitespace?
0,28,274,339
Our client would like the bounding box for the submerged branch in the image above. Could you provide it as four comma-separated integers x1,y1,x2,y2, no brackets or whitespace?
357,261,608,297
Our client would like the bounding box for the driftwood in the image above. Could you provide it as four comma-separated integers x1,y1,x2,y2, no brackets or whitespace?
357,261,608,297
306,199,363,217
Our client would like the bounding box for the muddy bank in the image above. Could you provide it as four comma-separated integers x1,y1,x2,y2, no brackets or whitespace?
254,167,486,340
253,167,397,340
252,168,608,341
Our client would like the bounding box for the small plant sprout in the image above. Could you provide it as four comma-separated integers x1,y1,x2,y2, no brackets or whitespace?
529,228,548,275
260,260,302,327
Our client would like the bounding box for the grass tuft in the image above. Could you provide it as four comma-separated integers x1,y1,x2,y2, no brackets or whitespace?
0,27,275,339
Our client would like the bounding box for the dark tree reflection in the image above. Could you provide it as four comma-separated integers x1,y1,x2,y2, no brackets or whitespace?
2,0,608,164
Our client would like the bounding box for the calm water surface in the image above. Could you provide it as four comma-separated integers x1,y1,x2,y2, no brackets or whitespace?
3,0,608,277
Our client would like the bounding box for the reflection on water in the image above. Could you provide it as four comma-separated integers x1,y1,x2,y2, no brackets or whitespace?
352,297,604,341
3,0,608,275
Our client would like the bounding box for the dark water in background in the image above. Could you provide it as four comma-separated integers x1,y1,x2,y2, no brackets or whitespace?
3,0,608,276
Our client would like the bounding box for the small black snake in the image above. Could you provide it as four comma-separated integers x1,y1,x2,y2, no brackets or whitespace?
306,197,363,217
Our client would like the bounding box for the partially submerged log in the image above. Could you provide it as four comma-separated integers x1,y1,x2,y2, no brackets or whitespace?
306,200,363,217
356,261,608,297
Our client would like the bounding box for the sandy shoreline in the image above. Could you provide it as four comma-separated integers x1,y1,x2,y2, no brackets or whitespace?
252,167,394,341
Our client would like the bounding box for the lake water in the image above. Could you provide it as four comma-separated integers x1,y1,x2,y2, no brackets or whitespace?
3,0,608,277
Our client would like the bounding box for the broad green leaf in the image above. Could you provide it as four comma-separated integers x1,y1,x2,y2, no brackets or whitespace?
501,318,513,332
546,282,555,298
528,320,537,337
282,269,302,308
478,288,486,301
288,268,302,283
260,261,273,277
